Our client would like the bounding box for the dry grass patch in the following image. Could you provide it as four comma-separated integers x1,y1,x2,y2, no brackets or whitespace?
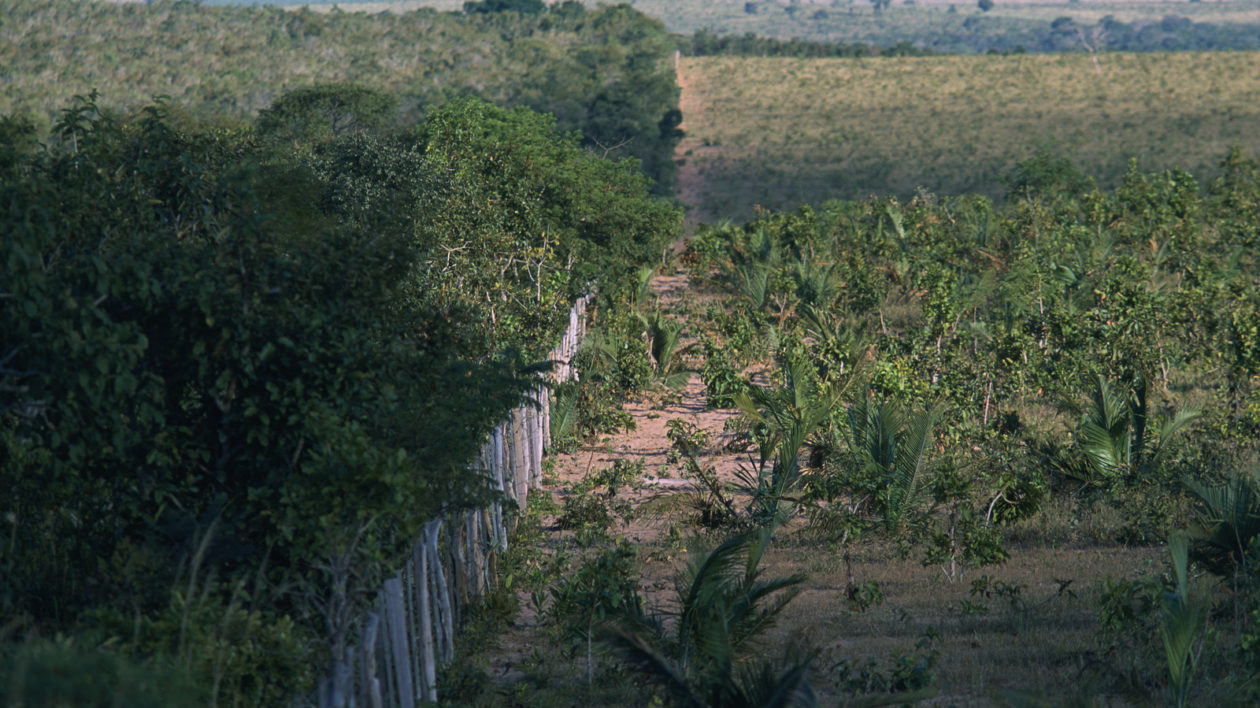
676,52,1260,224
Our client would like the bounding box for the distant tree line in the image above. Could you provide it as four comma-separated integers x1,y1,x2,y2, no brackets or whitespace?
1030,14,1260,53
679,31,934,58
676,14,1260,57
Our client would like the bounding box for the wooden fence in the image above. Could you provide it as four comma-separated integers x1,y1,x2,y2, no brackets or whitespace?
319,295,590,708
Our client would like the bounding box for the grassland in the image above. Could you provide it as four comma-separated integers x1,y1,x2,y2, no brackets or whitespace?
676,51,1260,224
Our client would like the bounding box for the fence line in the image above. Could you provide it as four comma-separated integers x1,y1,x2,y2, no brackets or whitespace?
320,295,590,707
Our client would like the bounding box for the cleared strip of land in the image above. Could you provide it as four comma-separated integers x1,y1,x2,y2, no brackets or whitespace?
676,52,1260,224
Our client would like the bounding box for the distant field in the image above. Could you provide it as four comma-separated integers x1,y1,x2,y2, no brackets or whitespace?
675,52,1260,224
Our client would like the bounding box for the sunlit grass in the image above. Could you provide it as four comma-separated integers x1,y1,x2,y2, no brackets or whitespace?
677,52,1260,224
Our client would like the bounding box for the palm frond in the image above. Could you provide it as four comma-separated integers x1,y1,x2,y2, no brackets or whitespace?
1184,471,1260,574
1079,418,1125,480
732,651,817,708
550,383,578,442
601,620,699,706
1145,407,1199,470
1161,531,1206,707
612,529,812,707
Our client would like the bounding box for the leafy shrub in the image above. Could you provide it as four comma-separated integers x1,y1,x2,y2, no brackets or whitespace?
0,640,203,708
558,460,646,545
833,629,939,700
700,338,749,409
547,540,644,682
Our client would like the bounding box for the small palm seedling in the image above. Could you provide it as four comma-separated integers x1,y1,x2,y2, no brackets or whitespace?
604,529,816,708
1075,374,1198,488
798,302,870,384
1161,531,1207,708
733,356,849,529
637,308,697,391
1184,469,1260,576
723,228,781,316
843,395,943,533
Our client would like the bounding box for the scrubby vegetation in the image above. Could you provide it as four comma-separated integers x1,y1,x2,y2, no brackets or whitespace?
294,0,1260,55
0,87,677,702
0,0,682,192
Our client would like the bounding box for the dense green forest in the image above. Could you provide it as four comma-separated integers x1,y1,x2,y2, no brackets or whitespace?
0,0,682,192
0,88,677,702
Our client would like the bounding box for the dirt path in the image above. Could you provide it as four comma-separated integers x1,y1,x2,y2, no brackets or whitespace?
675,57,720,233
548,272,745,540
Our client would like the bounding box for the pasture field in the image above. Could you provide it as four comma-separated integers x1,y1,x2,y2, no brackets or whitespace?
676,52,1260,224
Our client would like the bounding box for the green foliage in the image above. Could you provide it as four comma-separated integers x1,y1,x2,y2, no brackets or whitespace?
464,0,546,14
559,460,646,545
1097,572,1163,639
1,0,683,191
733,355,850,528
1162,531,1207,707
638,308,696,391
832,630,939,704
606,529,816,707
700,338,749,409
547,539,645,682
1005,149,1091,203
834,396,943,532
0,639,203,708
86,579,315,705
646,1,1260,60
666,418,711,464
0,89,677,698
1074,375,1198,488
257,83,398,145
654,419,743,530
1184,470,1260,576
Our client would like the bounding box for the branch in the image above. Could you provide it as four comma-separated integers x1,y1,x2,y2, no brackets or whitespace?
589,136,633,159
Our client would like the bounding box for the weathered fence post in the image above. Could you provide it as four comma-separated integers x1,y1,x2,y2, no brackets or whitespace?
327,296,589,705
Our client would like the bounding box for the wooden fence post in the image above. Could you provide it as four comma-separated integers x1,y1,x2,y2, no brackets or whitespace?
324,296,590,704
383,577,414,707
414,530,437,703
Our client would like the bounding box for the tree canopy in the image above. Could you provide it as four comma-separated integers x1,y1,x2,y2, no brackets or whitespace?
0,88,679,701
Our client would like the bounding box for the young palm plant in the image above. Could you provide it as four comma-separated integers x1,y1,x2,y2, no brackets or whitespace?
604,529,816,708
1076,374,1198,487
1161,531,1207,708
1184,469,1260,576
732,356,849,528
798,302,870,384
637,308,696,391
790,257,841,311
725,229,780,315
843,396,942,532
